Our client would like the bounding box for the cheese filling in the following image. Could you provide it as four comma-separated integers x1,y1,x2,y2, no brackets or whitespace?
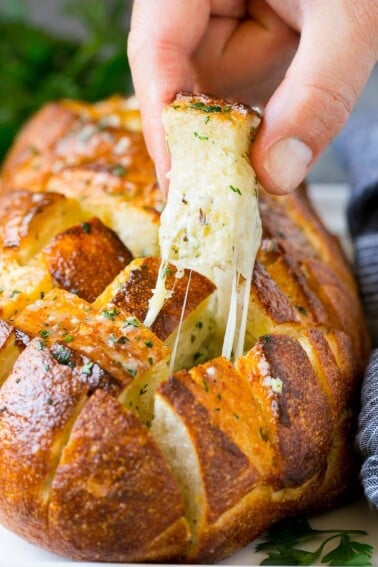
145,98,262,362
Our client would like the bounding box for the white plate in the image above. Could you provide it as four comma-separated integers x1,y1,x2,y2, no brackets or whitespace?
1,184,377,566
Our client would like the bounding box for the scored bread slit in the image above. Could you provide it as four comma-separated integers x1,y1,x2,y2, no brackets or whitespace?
152,393,204,550
145,93,262,361
41,395,89,507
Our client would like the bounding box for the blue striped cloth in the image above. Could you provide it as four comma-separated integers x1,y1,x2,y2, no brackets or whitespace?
335,108,378,506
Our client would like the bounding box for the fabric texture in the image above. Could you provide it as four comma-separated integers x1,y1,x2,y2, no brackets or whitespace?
334,106,378,506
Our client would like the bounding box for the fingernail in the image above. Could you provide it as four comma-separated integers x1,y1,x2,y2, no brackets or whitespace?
263,138,313,193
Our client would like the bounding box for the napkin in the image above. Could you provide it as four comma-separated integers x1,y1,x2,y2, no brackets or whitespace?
334,107,378,506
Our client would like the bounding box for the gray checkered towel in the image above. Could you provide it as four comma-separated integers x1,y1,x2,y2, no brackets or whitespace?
335,107,378,506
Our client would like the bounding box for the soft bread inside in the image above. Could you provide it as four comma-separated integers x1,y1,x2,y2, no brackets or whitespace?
146,94,262,361
152,392,205,547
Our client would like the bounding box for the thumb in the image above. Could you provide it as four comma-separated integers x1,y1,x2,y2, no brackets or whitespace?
251,6,377,194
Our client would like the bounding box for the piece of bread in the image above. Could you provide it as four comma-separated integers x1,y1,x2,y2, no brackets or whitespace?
0,93,370,563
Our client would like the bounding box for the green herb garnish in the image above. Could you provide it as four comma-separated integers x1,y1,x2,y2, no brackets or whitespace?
102,307,117,321
295,305,308,316
39,329,51,339
194,131,209,141
256,517,373,566
161,266,173,279
189,102,231,113
63,334,74,343
126,367,137,377
123,316,140,327
139,384,148,395
82,222,91,234
82,361,94,375
10,290,21,298
229,184,242,196
52,344,75,368
144,340,153,348
111,163,127,177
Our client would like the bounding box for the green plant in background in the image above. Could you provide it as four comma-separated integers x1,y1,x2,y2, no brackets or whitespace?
0,0,132,162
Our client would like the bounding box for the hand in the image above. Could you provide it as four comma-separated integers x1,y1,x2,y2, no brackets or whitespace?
128,0,378,195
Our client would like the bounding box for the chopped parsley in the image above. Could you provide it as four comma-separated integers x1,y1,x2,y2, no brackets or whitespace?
194,131,209,141
126,367,137,377
111,163,127,177
82,361,94,375
123,316,140,327
189,102,231,113
229,184,242,196
139,384,148,395
161,265,173,279
63,334,74,343
102,307,117,321
144,340,153,348
52,345,75,368
203,378,209,392
195,321,203,329
295,305,308,316
82,222,91,234
10,290,21,298
39,329,51,339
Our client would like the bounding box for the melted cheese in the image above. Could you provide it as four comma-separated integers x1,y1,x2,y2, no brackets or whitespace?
145,100,262,361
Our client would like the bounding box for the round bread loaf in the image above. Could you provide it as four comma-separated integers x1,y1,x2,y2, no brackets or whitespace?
0,94,370,562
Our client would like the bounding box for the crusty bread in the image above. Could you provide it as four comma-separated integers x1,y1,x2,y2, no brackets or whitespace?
0,93,370,562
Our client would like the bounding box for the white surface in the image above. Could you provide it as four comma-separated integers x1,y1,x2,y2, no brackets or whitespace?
1,183,377,566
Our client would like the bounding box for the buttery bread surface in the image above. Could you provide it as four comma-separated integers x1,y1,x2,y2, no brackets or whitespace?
0,94,369,562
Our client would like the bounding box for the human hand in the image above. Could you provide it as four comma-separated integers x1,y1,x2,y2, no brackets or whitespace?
128,0,378,195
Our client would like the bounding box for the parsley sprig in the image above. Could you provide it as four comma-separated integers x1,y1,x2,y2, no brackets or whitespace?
256,517,373,566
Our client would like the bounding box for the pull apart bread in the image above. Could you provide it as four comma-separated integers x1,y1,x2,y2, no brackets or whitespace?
0,93,370,563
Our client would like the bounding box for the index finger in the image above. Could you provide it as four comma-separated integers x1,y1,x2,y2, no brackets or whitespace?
128,0,210,193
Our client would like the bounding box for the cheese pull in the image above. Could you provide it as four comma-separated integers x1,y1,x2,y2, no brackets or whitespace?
145,93,262,360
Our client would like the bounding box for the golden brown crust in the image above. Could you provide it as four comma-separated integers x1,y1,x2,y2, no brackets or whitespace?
94,256,215,341
42,217,133,302
175,91,261,120
1,103,77,191
48,389,189,562
0,94,370,563
0,338,112,546
0,190,82,264
159,373,259,524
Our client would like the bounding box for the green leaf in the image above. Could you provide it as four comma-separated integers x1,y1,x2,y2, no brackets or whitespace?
256,517,317,551
322,534,373,566
257,518,374,566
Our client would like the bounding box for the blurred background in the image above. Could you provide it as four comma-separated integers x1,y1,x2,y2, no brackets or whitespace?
0,0,376,184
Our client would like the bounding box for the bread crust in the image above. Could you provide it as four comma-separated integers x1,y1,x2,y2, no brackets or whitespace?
0,93,370,562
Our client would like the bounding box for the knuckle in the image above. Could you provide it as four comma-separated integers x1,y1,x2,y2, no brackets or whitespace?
304,79,354,135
